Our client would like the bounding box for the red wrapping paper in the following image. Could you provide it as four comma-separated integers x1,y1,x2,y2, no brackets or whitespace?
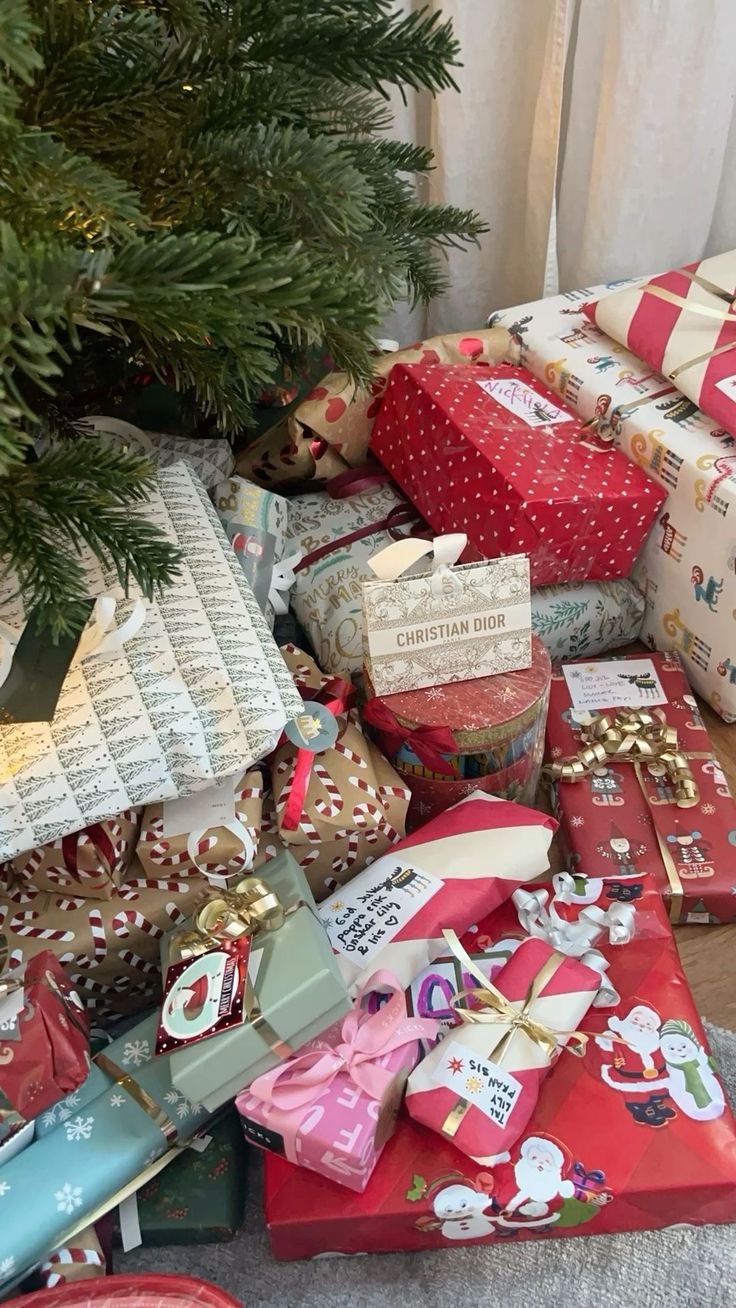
12,1275,244,1307
263,879,736,1257
0,952,90,1124
370,362,666,585
546,651,736,924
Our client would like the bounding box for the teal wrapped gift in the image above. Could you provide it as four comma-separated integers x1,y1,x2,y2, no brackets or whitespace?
164,851,351,1111
531,577,644,661
0,1012,211,1291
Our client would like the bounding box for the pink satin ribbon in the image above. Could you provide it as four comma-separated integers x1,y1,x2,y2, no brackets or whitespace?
280,676,355,832
362,697,461,777
249,970,438,1110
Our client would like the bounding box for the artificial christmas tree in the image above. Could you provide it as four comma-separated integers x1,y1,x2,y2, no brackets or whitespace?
0,0,484,634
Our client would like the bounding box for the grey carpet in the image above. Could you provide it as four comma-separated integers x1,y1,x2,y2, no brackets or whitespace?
118,1021,736,1308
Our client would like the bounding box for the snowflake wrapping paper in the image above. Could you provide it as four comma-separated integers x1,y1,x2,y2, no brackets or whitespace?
531,578,645,660
0,462,302,863
0,1012,210,1291
488,283,736,722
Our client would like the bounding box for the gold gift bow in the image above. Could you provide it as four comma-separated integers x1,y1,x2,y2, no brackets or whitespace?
440,929,588,1139
167,875,296,1061
543,708,699,808
639,279,736,381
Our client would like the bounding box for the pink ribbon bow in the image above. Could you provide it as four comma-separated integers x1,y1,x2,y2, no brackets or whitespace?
248,970,439,1111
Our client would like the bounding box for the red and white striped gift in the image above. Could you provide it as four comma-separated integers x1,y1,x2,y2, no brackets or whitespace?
585,251,736,434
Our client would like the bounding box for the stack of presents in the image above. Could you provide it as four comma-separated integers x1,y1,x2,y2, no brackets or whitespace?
2,252,736,1294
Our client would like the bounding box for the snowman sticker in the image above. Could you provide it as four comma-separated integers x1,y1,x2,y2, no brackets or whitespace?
658,1019,725,1121
409,1173,498,1240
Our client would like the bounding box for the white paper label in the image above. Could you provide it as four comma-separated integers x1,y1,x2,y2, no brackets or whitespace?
318,855,442,965
433,1038,523,1128
563,658,667,712
0,986,25,1032
714,375,736,399
476,376,569,426
163,777,236,838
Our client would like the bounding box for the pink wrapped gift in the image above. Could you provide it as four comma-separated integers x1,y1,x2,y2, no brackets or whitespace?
236,972,438,1192
405,934,601,1164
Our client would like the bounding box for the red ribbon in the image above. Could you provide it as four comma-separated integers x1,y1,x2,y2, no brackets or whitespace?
362,698,461,777
280,676,355,831
327,464,392,499
60,823,117,888
293,506,419,573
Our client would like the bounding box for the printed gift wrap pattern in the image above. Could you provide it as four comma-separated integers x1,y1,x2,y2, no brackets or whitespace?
0,462,302,862
212,477,292,628
531,579,645,660
488,284,736,721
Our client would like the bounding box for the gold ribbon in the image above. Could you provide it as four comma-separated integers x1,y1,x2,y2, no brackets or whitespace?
544,709,699,808
640,281,736,381
95,1053,179,1145
440,930,588,1138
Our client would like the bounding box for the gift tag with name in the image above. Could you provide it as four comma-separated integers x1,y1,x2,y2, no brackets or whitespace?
318,854,442,965
162,777,237,839
563,657,667,713
475,374,570,426
433,1038,523,1128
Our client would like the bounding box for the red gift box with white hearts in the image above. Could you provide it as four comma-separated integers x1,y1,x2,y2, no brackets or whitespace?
546,651,736,924
262,879,736,1258
369,362,666,585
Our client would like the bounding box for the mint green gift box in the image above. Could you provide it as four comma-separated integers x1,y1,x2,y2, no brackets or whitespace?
166,850,351,1111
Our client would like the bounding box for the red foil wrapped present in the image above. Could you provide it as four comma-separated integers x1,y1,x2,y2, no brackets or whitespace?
545,651,736,923
263,880,736,1257
0,951,90,1128
370,362,666,585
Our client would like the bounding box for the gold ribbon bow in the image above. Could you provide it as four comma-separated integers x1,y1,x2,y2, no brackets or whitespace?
544,709,699,808
440,930,588,1138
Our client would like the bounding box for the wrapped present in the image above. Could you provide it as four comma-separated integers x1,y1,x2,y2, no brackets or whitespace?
405,935,600,1164
531,579,645,660
237,971,437,1193
136,771,263,891
370,362,666,586
317,791,556,997
160,851,351,1111
40,416,235,493
263,881,736,1258
37,1226,106,1290
362,635,551,827
111,1107,248,1246
0,863,210,1014
0,462,302,864
285,475,423,676
0,952,89,1136
0,1012,212,1292
488,284,736,722
235,331,511,490
269,645,410,899
584,252,736,436
544,651,736,924
8,812,141,901
212,477,296,628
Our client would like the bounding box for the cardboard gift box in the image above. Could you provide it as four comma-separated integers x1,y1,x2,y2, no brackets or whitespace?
488,283,736,723
370,362,666,586
545,651,736,924
136,771,263,890
0,462,302,864
263,881,736,1258
212,477,293,628
162,850,351,1112
8,812,141,901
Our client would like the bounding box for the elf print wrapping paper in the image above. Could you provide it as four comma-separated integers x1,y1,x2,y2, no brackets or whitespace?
136,770,263,890
545,652,736,924
317,791,556,997
7,811,140,901
369,363,665,586
0,462,301,864
487,282,736,722
263,881,736,1259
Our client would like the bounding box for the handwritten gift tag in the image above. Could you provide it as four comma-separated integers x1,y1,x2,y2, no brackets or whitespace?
433,1037,523,1128
318,855,442,966
563,657,667,713
362,545,532,696
475,374,570,426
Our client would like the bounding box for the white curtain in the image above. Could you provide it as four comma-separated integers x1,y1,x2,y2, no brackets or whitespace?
383,0,736,340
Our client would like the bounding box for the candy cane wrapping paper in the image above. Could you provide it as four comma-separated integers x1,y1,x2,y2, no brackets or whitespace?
405,937,600,1164
488,282,736,722
8,812,141,901
317,791,556,997
136,771,263,889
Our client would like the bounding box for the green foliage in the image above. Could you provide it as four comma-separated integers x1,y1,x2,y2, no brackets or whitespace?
0,0,486,632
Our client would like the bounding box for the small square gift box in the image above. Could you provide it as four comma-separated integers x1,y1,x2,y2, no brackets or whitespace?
236,971,438,1193
136,770,263,890
405,933,602,1165
8,811,141,900
317,790,556,997
370,362,666,585
160,850,351,1111
0,951,90,1140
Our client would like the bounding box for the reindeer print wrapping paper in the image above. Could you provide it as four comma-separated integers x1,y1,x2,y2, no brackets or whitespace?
488,283,736,722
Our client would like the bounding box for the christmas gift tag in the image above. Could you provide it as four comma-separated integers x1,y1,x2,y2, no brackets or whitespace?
362,535,531,696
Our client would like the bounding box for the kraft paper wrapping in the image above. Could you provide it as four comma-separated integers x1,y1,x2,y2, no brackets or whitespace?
136,770,263,888
8,811,141,901
488,284,736,723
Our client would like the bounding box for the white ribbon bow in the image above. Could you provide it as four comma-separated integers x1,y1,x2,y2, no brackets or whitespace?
268,551,303,617
368,532,467,598
185,775,257,888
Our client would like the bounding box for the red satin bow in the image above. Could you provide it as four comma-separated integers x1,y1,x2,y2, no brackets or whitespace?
362,697,460,777
280,675,355,831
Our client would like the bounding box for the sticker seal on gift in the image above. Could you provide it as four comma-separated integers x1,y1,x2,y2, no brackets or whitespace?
433,1037,523,1128
318,855,442,965
283,700,339,753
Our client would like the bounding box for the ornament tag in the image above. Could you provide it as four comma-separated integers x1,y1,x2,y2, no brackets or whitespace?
156,937,253,1053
